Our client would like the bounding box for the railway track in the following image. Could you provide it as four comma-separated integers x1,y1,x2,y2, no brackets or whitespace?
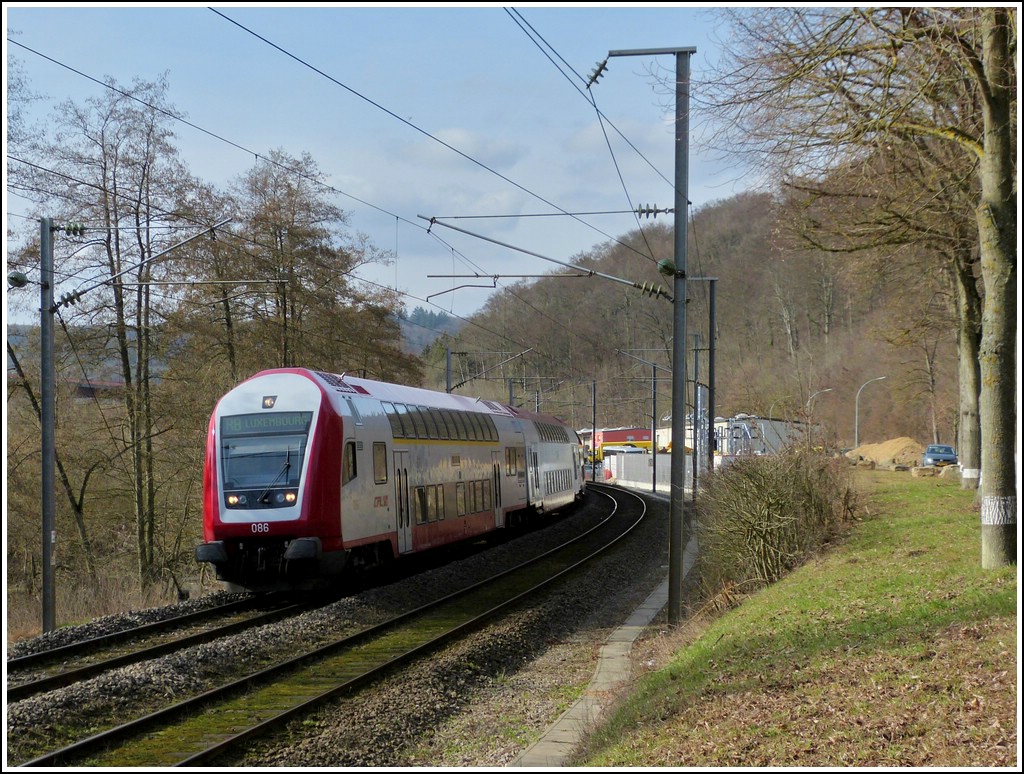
13,484,644,768
5,594,322,702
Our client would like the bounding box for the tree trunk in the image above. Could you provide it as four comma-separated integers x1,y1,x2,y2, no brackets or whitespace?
977,8,1016,568
954,255,982,491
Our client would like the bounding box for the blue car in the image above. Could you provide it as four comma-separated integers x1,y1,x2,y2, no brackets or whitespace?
922,444,958,467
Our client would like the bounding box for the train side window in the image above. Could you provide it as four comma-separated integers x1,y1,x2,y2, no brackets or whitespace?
345,397,364,426
483,479,492,511
408,406,428,438
505,447,516,476
464,412,478,441
382,402,403,437
342,441,357,486
419,407,440,438
426,485,438,521
439,409,458,439
428,407,448,439
436,485,445,520
393,403,414,438
373,442,388,484
456,482,466,516
482,415,497,442
415,486,428,524
464,411,479,440
451,411,469,441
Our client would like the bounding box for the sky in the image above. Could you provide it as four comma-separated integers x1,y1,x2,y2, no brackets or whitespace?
4,3,750,326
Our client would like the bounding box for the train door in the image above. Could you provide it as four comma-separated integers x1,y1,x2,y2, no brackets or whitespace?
393,450,412,554
491,451,503,528
528,446,542,505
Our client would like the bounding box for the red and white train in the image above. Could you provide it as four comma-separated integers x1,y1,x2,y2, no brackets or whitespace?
196,368,586,592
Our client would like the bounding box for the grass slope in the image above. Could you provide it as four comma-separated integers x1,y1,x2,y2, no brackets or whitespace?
578,469,1018,767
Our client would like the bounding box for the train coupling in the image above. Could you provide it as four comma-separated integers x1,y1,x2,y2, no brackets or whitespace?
283,537,322,560
195,541,228,564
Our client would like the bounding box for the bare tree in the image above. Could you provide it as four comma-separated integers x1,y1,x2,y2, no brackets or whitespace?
699,7,1016,565
14,75,199,588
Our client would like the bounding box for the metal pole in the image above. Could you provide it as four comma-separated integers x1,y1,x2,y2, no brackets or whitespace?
707,279,716,471
855,377,886,448
692,333,700,502
591,379,597,482
806,388,833,449
607,45,694,625
40,217,56,633
651,363,657,494
668,49,693,626
446,347,452,393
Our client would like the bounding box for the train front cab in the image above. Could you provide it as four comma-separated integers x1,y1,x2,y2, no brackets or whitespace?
196,370,345,592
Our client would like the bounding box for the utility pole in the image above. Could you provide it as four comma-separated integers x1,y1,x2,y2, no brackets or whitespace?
692,333,700,502
29,218,229,633
709,279,716,470
40,217,57,633
592,379,597,482
697,278,716,471
608,46,696,625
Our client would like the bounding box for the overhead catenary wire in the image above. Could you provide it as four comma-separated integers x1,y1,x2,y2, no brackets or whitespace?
9,17,705,411
507,6,679,266
203,11,671,267
9,24,677,348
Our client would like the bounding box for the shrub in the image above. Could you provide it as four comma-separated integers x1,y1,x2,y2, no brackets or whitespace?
694,451,855,602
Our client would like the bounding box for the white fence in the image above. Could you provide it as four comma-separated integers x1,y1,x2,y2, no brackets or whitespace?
603,452,691,494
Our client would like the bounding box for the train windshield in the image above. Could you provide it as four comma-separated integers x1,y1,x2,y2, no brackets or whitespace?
220,412,313,491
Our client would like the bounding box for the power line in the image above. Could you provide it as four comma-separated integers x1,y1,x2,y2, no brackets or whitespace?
9,32,690,398
10,29,673,333
207,10,666,267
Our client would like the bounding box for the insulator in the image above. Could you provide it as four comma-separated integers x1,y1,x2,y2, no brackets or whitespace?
63,223,86,237
58,290,83,307
587,60,608,87
638,281,666,298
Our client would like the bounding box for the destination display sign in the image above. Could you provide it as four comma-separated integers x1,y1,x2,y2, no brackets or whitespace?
222,411,312,436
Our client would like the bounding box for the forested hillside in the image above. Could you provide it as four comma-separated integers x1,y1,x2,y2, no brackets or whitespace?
423,190,960,449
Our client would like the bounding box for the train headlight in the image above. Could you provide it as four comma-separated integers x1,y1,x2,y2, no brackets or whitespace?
285,491,297,504
226,494,248,507
275,492,285,504
227,494,240,506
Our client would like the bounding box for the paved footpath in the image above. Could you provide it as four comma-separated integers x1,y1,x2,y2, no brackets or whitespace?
512,530,697,767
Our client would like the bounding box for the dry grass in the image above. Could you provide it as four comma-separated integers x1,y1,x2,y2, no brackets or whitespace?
5,573,220,645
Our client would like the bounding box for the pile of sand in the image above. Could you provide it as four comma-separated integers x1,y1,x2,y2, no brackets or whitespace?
846,437,925,468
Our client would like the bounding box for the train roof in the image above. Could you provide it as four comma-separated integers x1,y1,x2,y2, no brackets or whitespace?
248,368,575,430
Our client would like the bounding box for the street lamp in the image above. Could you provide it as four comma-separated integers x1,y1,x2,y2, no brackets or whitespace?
855,376,887,448
806,388,833,413
805,388,833,451
768,395,791,423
